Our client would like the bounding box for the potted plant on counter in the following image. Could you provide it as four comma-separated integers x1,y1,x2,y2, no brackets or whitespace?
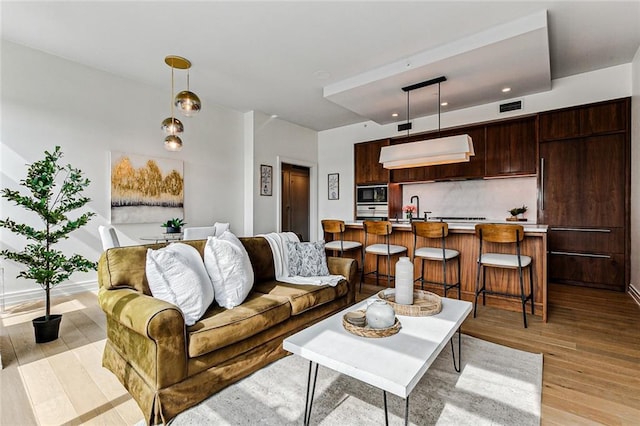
162,218,186,234
507,205,528,221
0,146,97,343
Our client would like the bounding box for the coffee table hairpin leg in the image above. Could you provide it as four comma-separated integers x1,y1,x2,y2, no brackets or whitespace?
302,330,461,426
382,391,410,426
450,327,462,373
304,361,319,426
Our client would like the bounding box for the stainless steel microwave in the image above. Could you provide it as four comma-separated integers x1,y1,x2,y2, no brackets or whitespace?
356,184,388,204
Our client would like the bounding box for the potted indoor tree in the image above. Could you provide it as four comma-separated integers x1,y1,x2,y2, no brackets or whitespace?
0,146,96,343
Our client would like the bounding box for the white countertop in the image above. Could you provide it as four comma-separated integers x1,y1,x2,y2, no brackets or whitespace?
346,220,548,233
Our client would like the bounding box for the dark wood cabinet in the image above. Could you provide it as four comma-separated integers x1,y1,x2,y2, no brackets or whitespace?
539,134,625,228
539,98,629,141
485,116,537,177
538,98,630,291
354,139,390,185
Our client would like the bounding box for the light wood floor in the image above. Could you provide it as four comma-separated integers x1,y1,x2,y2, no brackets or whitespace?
1,283,639,425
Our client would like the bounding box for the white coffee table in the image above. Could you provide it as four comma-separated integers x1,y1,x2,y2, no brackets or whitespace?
283,296,472,425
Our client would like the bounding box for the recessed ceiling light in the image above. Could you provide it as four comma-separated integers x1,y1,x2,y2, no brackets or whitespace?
271,114,278,119
502,87,511,93
440,102,448,106
392,112,399,117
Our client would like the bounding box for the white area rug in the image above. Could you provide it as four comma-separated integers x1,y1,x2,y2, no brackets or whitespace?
169,335,542,425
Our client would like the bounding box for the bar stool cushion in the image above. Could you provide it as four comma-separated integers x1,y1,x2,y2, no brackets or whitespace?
414,247,459,260
365,244,407,255
325,240,362,251
480,253,532,268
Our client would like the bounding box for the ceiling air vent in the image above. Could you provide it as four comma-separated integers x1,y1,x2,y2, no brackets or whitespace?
398,122,412,132
499,100,523,113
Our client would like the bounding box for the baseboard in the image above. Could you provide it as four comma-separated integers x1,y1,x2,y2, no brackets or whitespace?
629,284,640,308
1,280,98,311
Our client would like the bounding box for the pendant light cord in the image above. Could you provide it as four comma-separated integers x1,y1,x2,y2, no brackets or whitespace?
406,90,410,139
170,66,175,133
437,81,441,137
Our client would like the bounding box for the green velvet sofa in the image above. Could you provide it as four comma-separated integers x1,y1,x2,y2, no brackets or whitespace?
97,237,357,424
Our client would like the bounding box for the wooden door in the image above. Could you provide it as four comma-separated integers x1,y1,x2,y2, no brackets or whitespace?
281,163,310,241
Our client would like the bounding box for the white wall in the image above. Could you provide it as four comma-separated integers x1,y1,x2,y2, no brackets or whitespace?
631,46,640,294
252,111,319,238
0,41,246,304
318,64,633,238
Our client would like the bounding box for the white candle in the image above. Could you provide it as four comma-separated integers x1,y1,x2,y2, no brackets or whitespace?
395,257,414,305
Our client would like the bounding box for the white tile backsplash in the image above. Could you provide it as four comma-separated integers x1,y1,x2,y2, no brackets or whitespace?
402,177,538,223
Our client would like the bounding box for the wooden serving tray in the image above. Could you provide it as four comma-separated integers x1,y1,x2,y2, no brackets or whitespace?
377,290,442,316
342,310,401,338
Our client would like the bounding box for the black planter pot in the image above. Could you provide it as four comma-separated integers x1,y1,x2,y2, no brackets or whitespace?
166,226,181,234
32,314,62,343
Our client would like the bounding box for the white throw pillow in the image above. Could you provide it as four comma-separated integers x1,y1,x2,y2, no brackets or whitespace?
287,241,330,277
146,243,214,326
204,230,254,309
213,222,230,237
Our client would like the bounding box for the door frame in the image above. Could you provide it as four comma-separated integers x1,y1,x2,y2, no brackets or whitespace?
276,156,318,241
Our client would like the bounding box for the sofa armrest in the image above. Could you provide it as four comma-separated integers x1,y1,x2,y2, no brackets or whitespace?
327,256,358,304
98,287,188,388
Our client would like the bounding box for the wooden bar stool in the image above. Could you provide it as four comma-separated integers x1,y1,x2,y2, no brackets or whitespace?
321,219,364,289
412,222,461,299
363,220,407,288
474,224,534,328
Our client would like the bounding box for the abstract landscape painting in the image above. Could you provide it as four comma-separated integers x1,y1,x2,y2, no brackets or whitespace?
110,152,184,224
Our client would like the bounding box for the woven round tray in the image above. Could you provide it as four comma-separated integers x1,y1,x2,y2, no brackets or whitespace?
377,289,443,316
342,310,401,338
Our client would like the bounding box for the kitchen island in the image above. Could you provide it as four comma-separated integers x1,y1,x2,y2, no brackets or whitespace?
328,221,548,322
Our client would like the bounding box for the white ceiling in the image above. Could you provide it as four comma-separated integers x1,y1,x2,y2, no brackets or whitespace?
2,1,639,131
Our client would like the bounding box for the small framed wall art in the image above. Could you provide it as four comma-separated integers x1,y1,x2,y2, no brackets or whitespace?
260,164,273,196
328,173,339,200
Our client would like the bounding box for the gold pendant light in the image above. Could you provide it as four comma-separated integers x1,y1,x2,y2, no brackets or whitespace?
172,56,201,117
162,55,202,151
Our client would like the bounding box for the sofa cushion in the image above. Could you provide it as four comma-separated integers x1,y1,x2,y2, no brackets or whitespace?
146,243,215,326
253,279,349,315
238,237,276,283
186,292,291,358
204,232,254,309
287,241,330,277
99,240,207,295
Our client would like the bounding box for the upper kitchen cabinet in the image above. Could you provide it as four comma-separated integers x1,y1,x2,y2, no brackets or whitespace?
354,139,390,184
539,98,629,141
485,116,537,177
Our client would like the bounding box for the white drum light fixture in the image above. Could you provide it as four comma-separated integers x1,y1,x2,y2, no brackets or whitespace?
379,76,474,169
162,55,202,151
